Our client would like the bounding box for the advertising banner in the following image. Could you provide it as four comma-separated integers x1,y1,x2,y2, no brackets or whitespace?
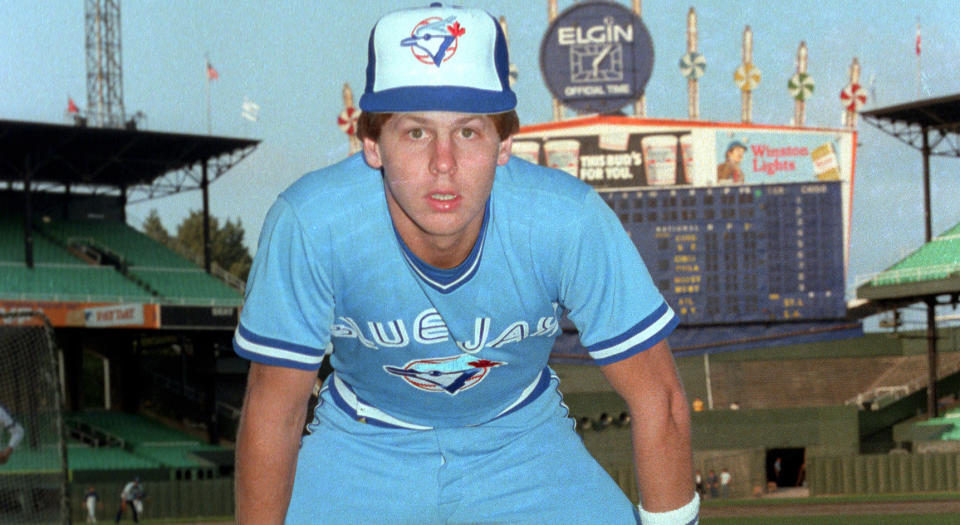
0,300,159,329
513,118,854,190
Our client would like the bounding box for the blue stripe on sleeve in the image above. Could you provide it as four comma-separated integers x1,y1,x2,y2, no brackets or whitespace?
233,323,324,370
587,302,679,366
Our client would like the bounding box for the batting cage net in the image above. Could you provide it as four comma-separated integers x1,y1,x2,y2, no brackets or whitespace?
0,311,69,524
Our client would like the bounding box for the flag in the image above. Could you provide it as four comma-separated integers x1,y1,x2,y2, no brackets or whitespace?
916,23,921,56
206,60,219,81
242,98,260,122
67,97,79,114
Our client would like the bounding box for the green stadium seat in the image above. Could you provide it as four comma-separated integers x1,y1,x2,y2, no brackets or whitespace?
0,264,154,302
64,411,232,473
871,221,960,286
1,216,242,304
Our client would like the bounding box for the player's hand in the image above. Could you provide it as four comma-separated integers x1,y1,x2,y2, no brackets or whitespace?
0,447,12,464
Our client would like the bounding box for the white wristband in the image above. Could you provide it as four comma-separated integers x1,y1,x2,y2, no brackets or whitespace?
637,492,699,525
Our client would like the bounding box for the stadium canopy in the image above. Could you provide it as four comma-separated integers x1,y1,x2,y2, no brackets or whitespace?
861,93,960,157
0,118,260,272
0,118,259,203
861,93,960,241
858,93,960,418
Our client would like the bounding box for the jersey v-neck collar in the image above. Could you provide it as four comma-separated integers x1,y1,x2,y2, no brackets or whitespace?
393,199,490,294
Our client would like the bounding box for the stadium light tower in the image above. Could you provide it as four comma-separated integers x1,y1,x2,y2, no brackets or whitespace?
84,0,125,128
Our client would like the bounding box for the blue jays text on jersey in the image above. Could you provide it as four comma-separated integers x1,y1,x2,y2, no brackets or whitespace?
333,306,560,397
331,306,560,352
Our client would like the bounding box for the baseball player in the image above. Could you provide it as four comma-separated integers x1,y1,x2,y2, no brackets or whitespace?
233,4,697,524
0,403,24,465
114,477,140,523
83,486,101,523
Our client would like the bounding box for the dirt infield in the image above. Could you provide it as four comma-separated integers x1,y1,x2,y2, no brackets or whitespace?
702,499,960,518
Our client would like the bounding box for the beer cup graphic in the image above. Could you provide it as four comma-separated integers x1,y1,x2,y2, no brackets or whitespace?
544,139,581,178
510,141,541,164
641,135,678,186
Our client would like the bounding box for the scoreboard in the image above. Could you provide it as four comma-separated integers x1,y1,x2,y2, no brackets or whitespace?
513,116,857,326
599,181,846,324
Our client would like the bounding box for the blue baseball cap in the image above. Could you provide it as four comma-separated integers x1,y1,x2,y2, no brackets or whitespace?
359,3,517,114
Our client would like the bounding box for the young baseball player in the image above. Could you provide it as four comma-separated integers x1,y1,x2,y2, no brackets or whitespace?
234,4,697,524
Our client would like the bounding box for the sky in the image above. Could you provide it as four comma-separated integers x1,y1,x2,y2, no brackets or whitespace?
2,0,960,318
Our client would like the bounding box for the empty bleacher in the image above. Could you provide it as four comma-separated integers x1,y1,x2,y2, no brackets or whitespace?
706,356,898,409
127,267,240,304
867,222,960,286
0,214,241,305
65,410,229,480
43,219,196,269
683,329,960,411
0,264,154,302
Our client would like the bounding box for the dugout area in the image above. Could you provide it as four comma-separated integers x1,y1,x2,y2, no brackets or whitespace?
0,119,257,522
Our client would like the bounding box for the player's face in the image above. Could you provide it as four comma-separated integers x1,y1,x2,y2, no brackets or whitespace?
363,112,511,266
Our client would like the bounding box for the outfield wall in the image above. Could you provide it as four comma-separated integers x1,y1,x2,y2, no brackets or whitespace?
809,452,960,496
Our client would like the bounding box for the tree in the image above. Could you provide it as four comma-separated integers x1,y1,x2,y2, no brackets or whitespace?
142,209,171,245
141,208,252,282
175,210,253,282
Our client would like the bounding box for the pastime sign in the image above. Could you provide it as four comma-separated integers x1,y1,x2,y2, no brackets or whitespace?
540,1,654,114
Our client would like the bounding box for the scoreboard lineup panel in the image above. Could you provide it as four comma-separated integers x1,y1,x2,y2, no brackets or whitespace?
600,180,846,324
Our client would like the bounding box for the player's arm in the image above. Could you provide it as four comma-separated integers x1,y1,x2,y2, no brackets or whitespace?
600,338,698,522
235,362,318,525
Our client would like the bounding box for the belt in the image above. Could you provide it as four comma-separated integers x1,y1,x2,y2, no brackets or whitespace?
326,367,553,430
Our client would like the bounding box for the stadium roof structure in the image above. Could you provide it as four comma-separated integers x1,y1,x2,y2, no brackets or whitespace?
861,93,960,157
858,93,960,419
0,118,259,203
858,93,960,301
861,93,960,244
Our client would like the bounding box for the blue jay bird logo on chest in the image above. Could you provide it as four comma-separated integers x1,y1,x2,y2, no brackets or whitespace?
384,354,503,395
401,16,465,66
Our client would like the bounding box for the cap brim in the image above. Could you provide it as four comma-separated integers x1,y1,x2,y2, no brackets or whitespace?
360,86,516,114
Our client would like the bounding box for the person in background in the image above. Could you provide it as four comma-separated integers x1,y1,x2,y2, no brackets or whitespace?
708,469,719,499
0,403,24,465
720,467,732,499
114,476,141,523
84,486,101,523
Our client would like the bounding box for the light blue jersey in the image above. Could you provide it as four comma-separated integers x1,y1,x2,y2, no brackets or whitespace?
234,153,676,429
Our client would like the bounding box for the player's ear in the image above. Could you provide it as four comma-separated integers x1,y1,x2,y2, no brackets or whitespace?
496,136,513,166
362,137,383,169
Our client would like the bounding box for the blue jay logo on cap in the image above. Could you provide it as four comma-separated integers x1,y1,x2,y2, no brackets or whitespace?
401,16,466,66
384,354,503,395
